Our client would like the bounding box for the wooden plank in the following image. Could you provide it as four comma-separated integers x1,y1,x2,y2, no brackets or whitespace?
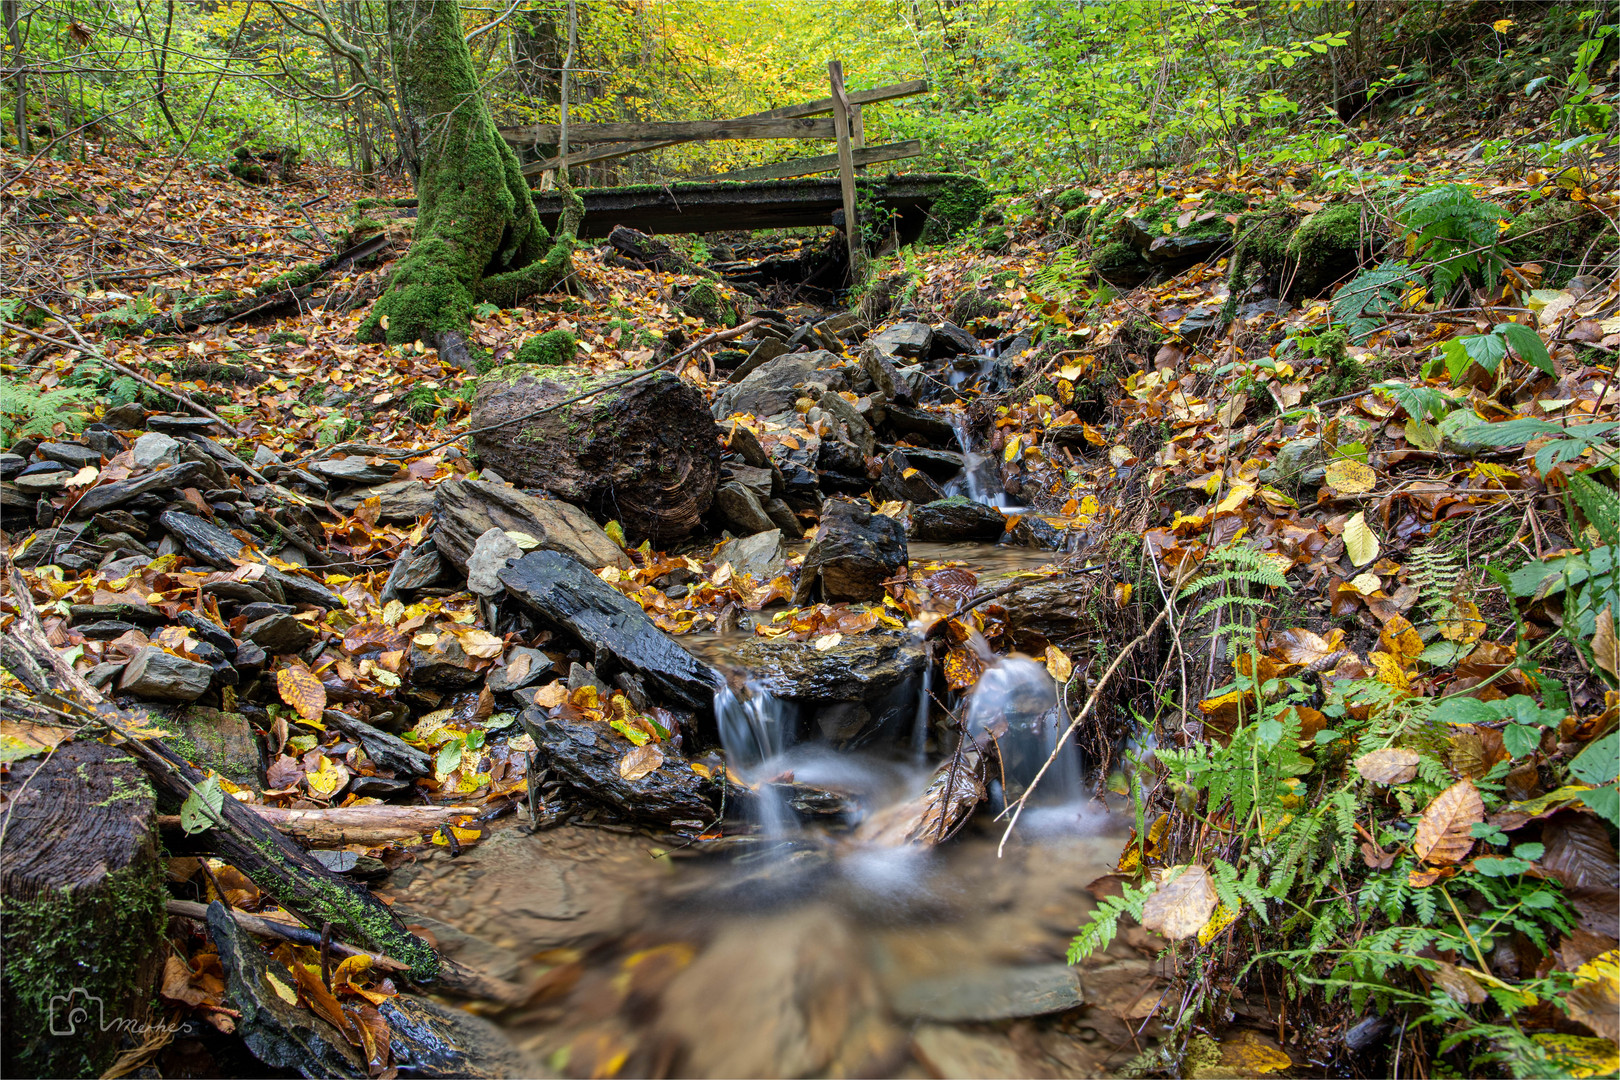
704,140,922,183
828,60,862,276
509,79,928,176
504,116,834,145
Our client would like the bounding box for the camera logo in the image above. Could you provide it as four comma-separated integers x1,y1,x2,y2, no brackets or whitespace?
48,987,104,1036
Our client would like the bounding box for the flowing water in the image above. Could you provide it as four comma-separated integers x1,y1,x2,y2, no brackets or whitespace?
392,536,1155,1077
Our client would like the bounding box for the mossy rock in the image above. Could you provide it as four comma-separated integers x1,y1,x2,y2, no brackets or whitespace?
921,177,994,242
515,329,578,367
1504,197,1619,287
266,331,307,345
169,706,265,788
679,282,737,328
977,225,1012,254
1054,189,1089,214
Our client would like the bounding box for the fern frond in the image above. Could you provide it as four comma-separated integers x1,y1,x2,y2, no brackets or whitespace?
0,378,97,446
1069,881,1154,961
1332,261,1412,342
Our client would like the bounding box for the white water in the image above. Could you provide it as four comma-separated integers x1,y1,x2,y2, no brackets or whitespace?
945,412,1022,509
714,680,798,837
963,656,1083,807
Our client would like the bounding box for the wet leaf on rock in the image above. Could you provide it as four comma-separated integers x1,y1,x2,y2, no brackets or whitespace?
276,664,327,722
619,742,665,781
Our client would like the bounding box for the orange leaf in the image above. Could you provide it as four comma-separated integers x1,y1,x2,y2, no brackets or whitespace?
1413,779,1484,866
276,665,327,723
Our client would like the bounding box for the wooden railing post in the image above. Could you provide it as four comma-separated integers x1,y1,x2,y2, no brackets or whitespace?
828,60,864,278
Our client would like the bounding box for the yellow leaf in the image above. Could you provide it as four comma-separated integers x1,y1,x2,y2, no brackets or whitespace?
1405,418,1442,450
265,971,299,1005
1438,597,1486,644
1413,779,1483,866
1140,864,1217,941
275,666,326,723
1492,17,1514,31
1196,901,1242,946
1044,645,1073,683
1531,1036,1618,1079
1354,747,1420,784
812,633,843,651
1216,1030,1293,1075
1003,434,1022,462
1368,651,1410,693
1567,949,1620,1043
1325,458,1376,494
1216,483,1255,513
1344,512,1380,567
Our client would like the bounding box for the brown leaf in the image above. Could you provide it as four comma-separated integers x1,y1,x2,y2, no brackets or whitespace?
1432,961,1487,1005
1360,840,1395,869
276,665,327,723
1354,747,1421,785
1413,779,1484,866
1269,627,1346,671
1541,811,1620,892
1140,864,1217,941
944,646,983,691
618,742,665,782
1593,606,1620,680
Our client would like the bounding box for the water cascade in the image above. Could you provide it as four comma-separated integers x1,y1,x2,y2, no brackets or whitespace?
963,656,1083,807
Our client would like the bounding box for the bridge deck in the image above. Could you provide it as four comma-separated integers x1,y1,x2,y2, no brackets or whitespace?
532,174,974,240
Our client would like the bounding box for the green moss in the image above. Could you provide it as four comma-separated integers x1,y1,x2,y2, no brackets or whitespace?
514,329,578,367
922,177,994,241
1093,239,1137,270
1054,189,1089,214
266,331,307,345
1061,206,1092,236
1,828,166,1078
1504,198,1619,286
680,282,737,327
255,261,326,297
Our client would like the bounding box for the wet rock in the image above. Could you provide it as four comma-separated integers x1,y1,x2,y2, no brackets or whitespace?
729,336,790,382
762,497,804,539
500,550,721,711
102,402,148,429
324,709,432,778
882,403,957,445
409,635,483,688
712,352,843,419
433,478,628,573
331,479,435,521
119,646,213,702
717,529,785,583
0,453,27,480
909,496,1006,543
170,706,264,786
13,465,70,493
82,426,127,458
930,321,981,359
518,709,718,825
881,445,963,482
725,632,924,702
38,442,102,469
144,414,219,436
485,647,554,694
466,527,524,597
178,609,238,657
858,342,909,404
244,613,316,655
159,512,346,609
1009,514,1066,550
1,482,37,516
892,964,1083,1021
722,462,774,499
818,390,876,457
381,540,448,603
309,455,400,486
869,322,933,359
1000,576,1089,649
1144,233,1225,266
73,619,145,640
714,481,776,535
132,431,181,468
875,450,946,505
794,498,907,603
911,1024,1026,1079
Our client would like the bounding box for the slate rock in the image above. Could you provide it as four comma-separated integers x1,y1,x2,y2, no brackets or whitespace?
81,425,127,458
466,527,524,597
725,632,924,702
485,647,554,693
408,636,482,688
892,964,1083,1021
929,321,981,359
101,403,148,429
882,403,957,445
69,600,166,625
875,450,947,505
144,414,219,435
794,498,907,604
722,463,774,499
1,482,36,515
37,442,102,469
244,613,316,655
158,511,347,609
1256,436,1322,486
381,541,447,604
728,336,790,382
309,455,400,486
762,497,804,539
433,478,628,573
909,496,1007,543
879,444,963,481
73,619,145,640
330,479,435,521
178,608,238,658
119,645,213,702
499,549,722,711
72,460,209,517
717,529,785,583
712,352,843,419
714,481,776,536
818,390,876,456
324,709,432,778
132,431,181,468
0,452,27,480
171,706,264,787
519,708,719,826
869,322,933,359
13,467,70,493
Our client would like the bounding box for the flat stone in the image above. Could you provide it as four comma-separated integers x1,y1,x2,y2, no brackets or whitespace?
119,645,213,702
466,527,524,597
72,619,145,640
722,463,774,500
911,1025,1025,1079
714,481,776,536
132,431,181,468
330,480,436,521
717,529,785,583
878,444,963,481
728,336,790,382
244,613,316,655
82,426,127,458
485,647,554,693
882,403,957,446
13,469,70,493
892,964,1083,1021
1,482,36,514
71,460,209,517
869,322,933,359
171,706,263,787
101,403,148,429
69,601,166,625
309,455,399,486
408,636,482,688
929,321,981,359
712,351,844,419
724,631,924,702
0,453,25,480
158,511,346,609
37,442,102,469
910,496,1007,542
143,414,219,435
432,478,628,573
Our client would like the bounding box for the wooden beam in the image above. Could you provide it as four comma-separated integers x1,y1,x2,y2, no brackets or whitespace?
508,79,928,177
504,116,833,145
829,60,862,276
704,140,922,183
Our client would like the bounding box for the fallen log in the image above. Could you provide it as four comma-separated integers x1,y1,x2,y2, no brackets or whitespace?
1,740,168,1079
166,899,410,972
156,803,478,845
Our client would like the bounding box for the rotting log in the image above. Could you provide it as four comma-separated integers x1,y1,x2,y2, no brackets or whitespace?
0,570,440,982
469,366,721,544
156,803,478,845
0,740,168,1079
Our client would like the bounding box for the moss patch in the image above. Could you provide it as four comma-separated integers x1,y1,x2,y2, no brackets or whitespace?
1504,198,1619,286
679,282,737,328
514,329,578,367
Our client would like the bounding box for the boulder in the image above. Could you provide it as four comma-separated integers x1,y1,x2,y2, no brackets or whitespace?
243,613,316,655
717,529,786,583
929,321,981,359
519,709,719,826
818,390,876,456
794,498,907,604
432,478,628,573
119,646,213,702
1001,576,1090,649
882,403,957,446
714,481,776,536
470,367,721,543
869,322,933,359
910,496,1007,542
170,706,264,787
724,632,924,703
875,450,946,506
712,352,843,419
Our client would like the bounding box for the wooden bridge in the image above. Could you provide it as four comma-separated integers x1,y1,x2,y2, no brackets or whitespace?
530,174,974,242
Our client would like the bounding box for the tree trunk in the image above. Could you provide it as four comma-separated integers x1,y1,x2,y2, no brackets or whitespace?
5,0,26,155
1,740,168,1079
360,0,581,348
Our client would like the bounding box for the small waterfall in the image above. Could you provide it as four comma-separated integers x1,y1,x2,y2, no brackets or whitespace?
910,643,934,762
714,680,797,838
946,412,1020,510
963,657,1081,806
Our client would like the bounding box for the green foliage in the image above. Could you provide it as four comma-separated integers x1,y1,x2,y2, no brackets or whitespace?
1459,414,1620,476
0,377,98,447
1396,184,1508,299
1068,881,1153,961
1331,262,1412,342
515,329,579,367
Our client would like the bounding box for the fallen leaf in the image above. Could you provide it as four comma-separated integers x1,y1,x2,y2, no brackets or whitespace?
1592,606,1619,681
618,742,665,781
1344,512,1381,567
1413,779,1484,866
1354,747,1420,784
1432,960,1487,1005
1140,864,1217,941
275,665,326,723
1325,458,1376,494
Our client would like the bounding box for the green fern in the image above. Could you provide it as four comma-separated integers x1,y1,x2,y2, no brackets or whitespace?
1332,261,1412,342
1068,881,1154,961
1568,472,1620,549
0,377,97,447
1396,184,1508,299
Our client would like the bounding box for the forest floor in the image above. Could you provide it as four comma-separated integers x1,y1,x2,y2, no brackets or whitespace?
1,136,1618,1080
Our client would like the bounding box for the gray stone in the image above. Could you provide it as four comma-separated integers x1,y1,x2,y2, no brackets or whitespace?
0,453,24,480
717,529,785,583
466,527,524,597
309,455,399,486
818,390,876,456
244,613,316,655
408,636,482,688
132,431,181,468
728,336,790,382
929,321,981,359
171,706,263,787
252,445,283,469
892,964,1082,1021
762,497,804,539
712,351,843,419
119,645,213,702
144,414,218,436
101,403,148,429
869,322,933,359
485,647,554,693
715,481,776,535
794,498,907,603
910,496,1006,542
876,450,946,505
13,468,70,493
726,631,924,702
432,478,628,573
72,461,210,517
1256,436,1322,486
1175,304,1227,344
882,403,957,445
722,463,774,500
911,1025,1025,1079
37,442,102,469
566,662,612,697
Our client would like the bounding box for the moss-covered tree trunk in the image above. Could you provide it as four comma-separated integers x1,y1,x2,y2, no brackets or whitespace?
361,0,581,349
